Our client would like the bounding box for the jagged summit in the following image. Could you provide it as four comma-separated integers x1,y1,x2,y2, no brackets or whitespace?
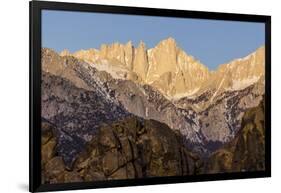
138,40,146,47
157,37,177,47
54,38,265,100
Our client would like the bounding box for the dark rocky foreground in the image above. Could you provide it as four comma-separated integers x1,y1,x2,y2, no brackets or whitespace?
41,98,265,184
205,98,265,173
41,116,203,184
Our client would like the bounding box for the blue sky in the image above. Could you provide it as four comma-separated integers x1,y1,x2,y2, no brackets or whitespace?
42,10,265,70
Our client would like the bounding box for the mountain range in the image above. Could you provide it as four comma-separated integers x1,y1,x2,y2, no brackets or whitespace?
60,37,264,101
41,37,265,182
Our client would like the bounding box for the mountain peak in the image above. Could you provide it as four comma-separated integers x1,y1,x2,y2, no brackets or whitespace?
52,40,265,100
125,40,133,47
157,37,177,48
164,37,176,43
138,40,146,48
60,49,71,56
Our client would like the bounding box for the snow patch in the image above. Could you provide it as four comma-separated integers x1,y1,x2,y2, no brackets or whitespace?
170,87,200,100
90,59,129,80
229,76,260,91
210,70,228,103
145,107,149,117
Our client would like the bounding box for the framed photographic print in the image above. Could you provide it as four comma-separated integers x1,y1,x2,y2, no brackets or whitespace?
30,1,271,192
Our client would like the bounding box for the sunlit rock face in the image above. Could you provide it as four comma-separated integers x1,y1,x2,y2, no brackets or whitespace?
62,38,264,101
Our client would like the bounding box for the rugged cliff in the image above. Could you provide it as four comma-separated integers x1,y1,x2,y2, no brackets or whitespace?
61,38,264,101
42,116,203,184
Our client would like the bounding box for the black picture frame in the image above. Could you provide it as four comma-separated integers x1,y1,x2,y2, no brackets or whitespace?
29,1,271,192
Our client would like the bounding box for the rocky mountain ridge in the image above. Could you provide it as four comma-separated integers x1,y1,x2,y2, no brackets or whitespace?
42,48,204,152
60,38,265,101
42,47,264,156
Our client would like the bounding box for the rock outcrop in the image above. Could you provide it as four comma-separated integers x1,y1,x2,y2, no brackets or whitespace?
205,98,265,173
41,116,203,184
41,119,83,184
